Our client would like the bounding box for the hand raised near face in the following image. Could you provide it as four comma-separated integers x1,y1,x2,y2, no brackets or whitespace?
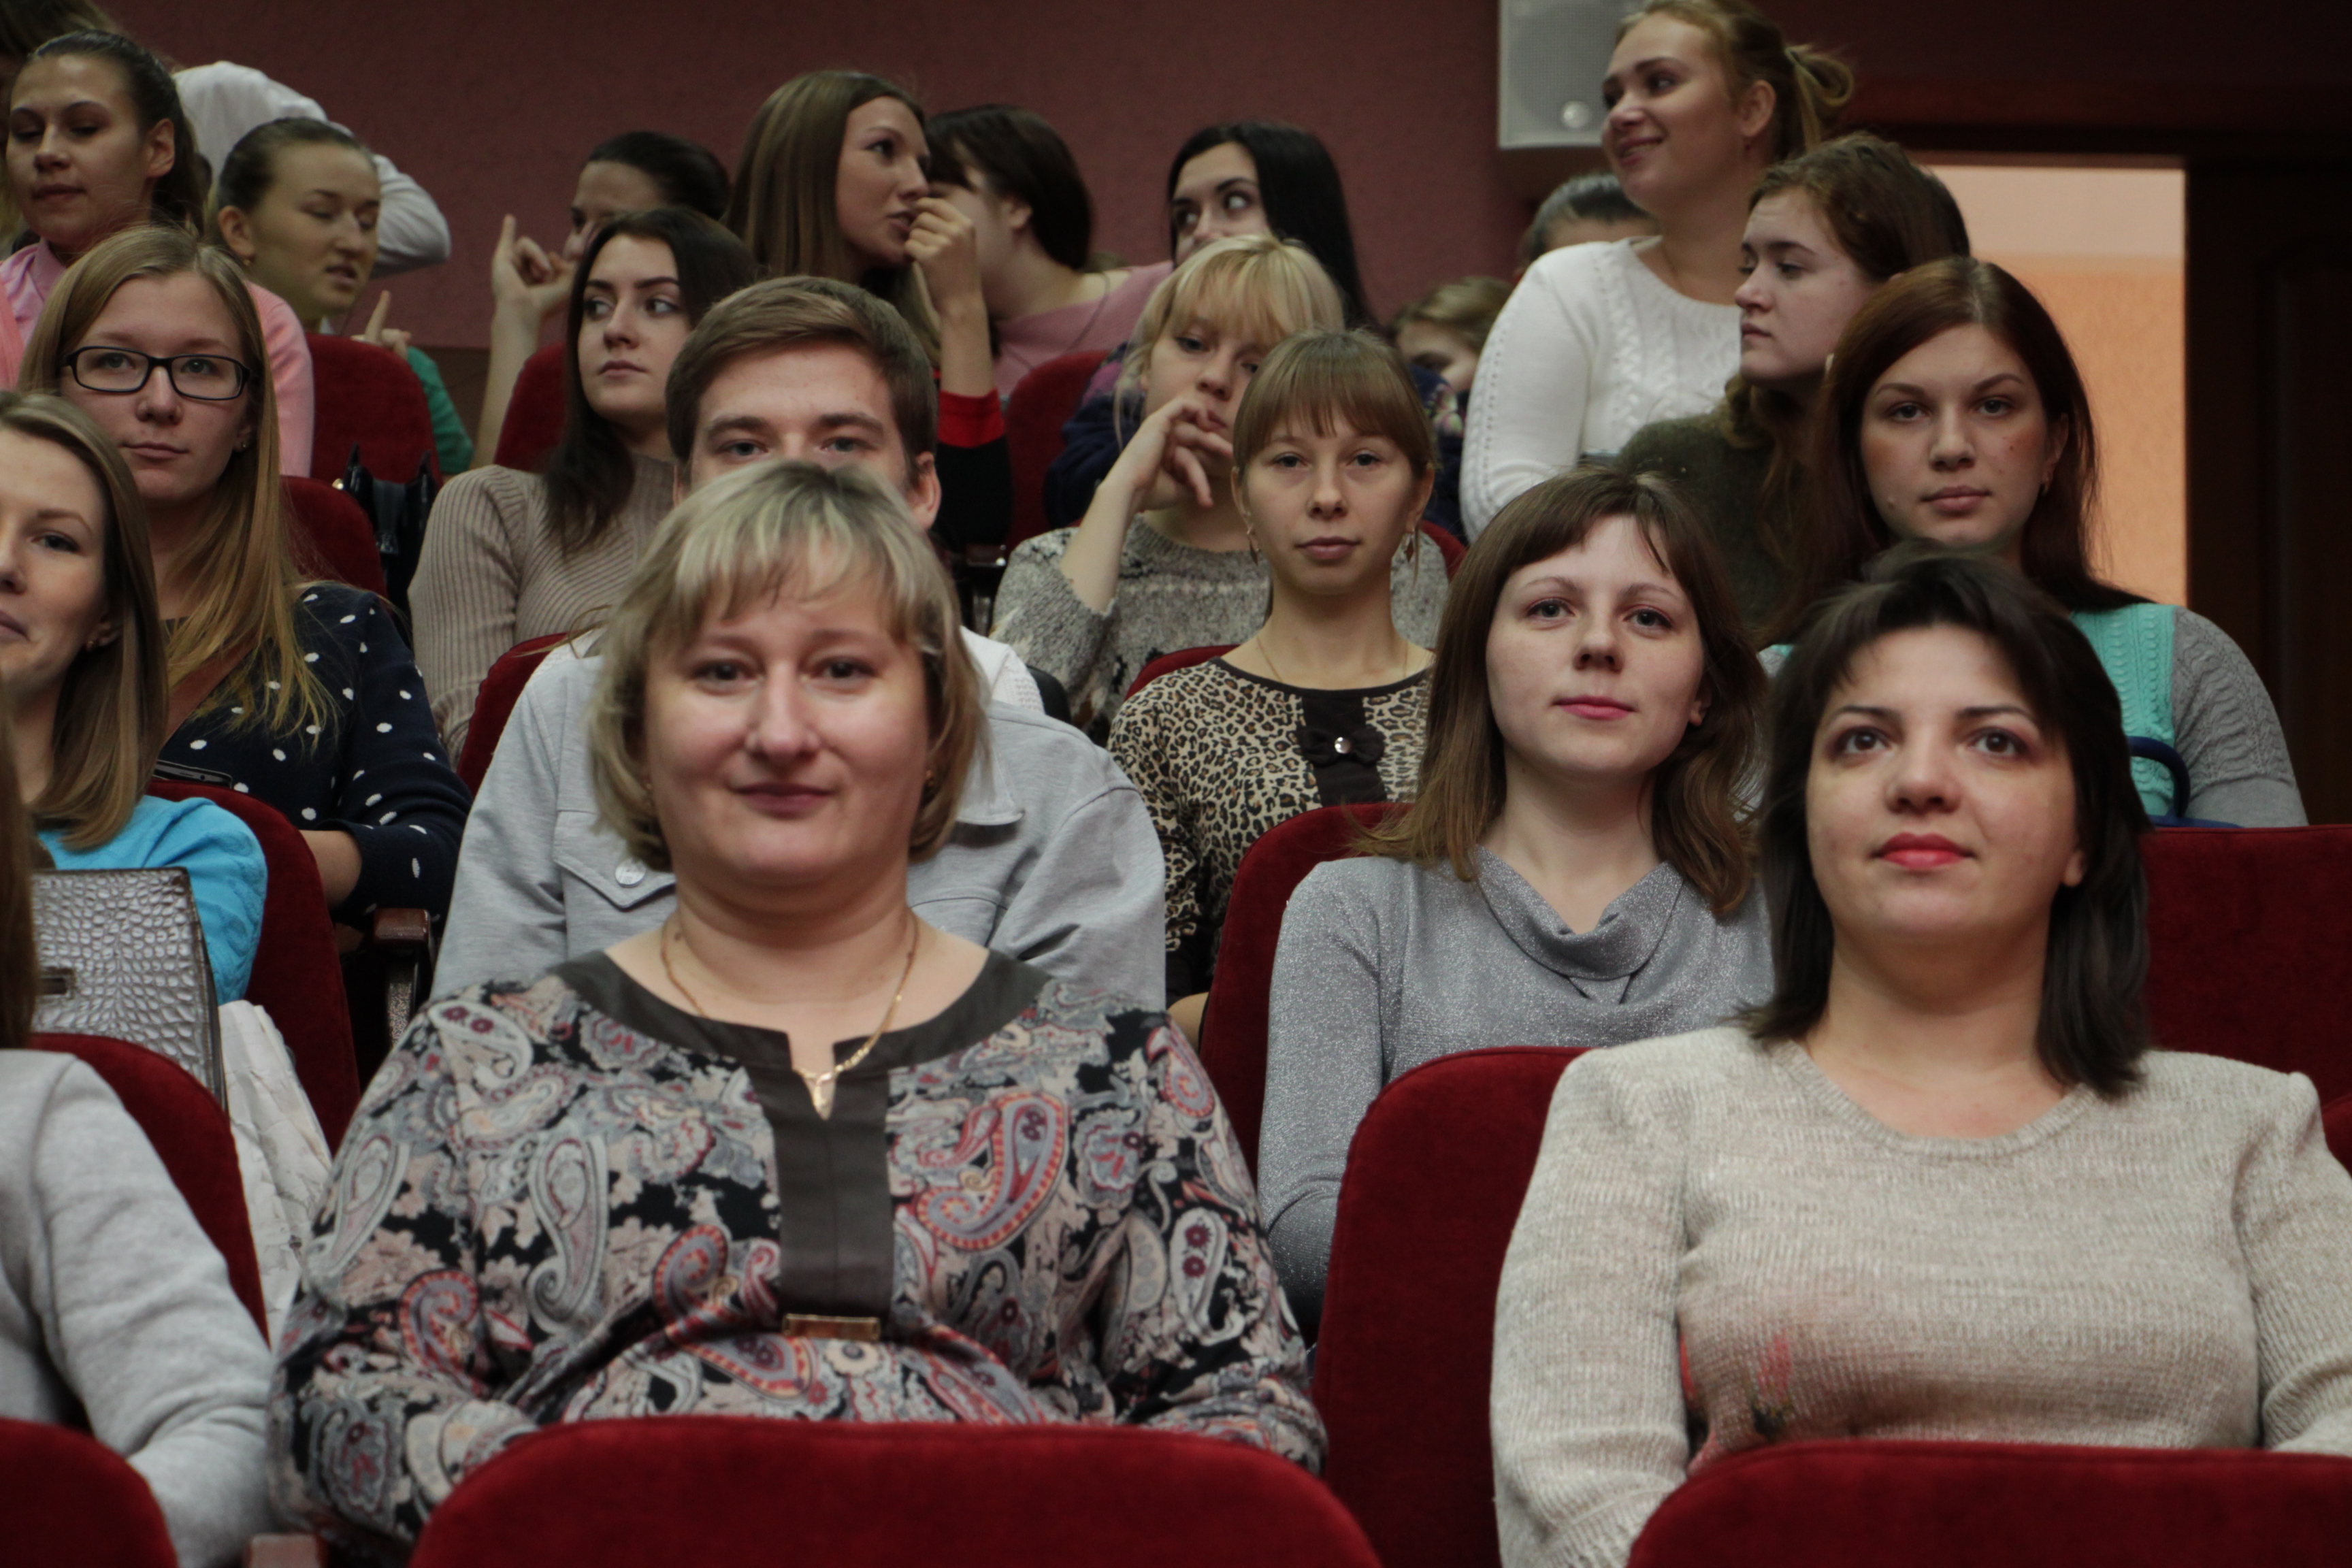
355,292,412,360
490,214,574,325
1113,393,1232,512
904,195,985,316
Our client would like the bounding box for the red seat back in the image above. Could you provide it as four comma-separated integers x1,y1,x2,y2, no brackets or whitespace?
1197,801,1401,1165
493,344,568,473
1420,520,1465,577
1627,1439,2352,1567
2144,826,2352,1101
1125,643,1235,702
0,1418,178,1567
456,633,573,794
306,333,439,484
1007,349,1108,546
282,476,387,597
29,1032,267,1333
147,781,359,1149
2326,1094,2352,1169
1315,1045,1584,1568
409,1420,1380,1568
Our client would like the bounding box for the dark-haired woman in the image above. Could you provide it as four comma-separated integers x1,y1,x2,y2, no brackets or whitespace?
474,129,733,466
1256,465,1770,1333
1492,549,2352,1568
1786,255,2301,825
1465,0,1853,536
412,208,755,754
3,31,314,472
928,105,1163,397
1620,132,1968,632
1042,119,1458,532
212,117,473,476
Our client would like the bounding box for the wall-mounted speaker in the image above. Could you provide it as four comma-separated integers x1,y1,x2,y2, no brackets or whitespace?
1499,0,1644,150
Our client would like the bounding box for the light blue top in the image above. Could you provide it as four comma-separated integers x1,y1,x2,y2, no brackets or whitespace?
39,796,267,1003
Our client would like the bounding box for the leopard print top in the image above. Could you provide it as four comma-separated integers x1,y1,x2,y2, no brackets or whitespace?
1109,658,1428,995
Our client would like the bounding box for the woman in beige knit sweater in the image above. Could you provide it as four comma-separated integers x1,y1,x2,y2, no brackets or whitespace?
1492,549,2352,1568
410,208,752,753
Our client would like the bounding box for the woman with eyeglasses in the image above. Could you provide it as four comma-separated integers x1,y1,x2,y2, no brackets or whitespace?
22,225,470,924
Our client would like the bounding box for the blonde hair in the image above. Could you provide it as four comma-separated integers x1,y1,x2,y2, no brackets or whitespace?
1115,233,1348,421
1,393,165,849
1620,0,1852,163
724,70,943,362
1390,276,1510,354
20,225,329,734
587,461,983,872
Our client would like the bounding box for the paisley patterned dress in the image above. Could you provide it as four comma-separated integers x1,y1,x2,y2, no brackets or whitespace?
270,952,1321,1552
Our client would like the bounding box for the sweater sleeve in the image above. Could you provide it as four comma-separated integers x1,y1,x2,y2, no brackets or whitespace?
311,590,472,921
270,1004,536,1551
151,800,267,1006
1090,1015,1324,1467
1256,862,1389,1336
989,529,1117,724
1462,248,1599,538
252,284,315,478
1492,1051,1693,1568
431,655,582,996
2237,1073,2352,1454
27,1059,275,1567
934,389,1011,551
2171,608,2307,827
410,466,533,753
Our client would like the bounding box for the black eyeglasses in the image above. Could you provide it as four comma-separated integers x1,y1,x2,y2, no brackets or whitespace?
61,346,254,402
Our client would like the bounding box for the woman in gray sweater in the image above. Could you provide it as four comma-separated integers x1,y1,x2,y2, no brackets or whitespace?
1492,551,2352,1568
1258,466,1771,1332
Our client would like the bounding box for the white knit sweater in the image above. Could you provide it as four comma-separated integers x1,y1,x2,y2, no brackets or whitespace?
1492,1030,2352,1568
1462,240,1739,537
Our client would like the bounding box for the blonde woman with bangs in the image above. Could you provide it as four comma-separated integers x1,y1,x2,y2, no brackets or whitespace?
24,225,469,922
994,234,1446,730
0,389,265,1000
274,460,1320,1554
1109,330,1439,1037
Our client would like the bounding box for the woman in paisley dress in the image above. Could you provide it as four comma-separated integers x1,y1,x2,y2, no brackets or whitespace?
270,459,1320,1556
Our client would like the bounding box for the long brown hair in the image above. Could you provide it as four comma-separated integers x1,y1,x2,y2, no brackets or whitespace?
1720,133,1970,570
21,225,330,734
2,393,165,849
1365,465,1761,913
724,70,942,361
1774,256,2137,641
1618,0,1853,164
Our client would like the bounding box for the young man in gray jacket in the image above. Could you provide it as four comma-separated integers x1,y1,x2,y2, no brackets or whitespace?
436,278,1165,1004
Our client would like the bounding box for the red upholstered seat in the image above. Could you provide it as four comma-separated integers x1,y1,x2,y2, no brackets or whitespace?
0,1418,178,1567
2144,826,2352,1102
1125,643,1236,701
306,333,439,484
1007,348,1107,546
1315,1045,1584,1568
1420,519,1466,576
408,1419,1380,1568
1196,801,1401,1165
456,633,573,794
1626,1439,2352,1566
147,781,359,1149
2325,1094,2352,1168
283,477,387,597
28,1032,267,1333
493,344,568,473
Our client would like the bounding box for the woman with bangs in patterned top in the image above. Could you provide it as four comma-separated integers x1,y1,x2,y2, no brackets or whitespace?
1110,329,1442,1047
269,460,1320,1558
20,224,468,924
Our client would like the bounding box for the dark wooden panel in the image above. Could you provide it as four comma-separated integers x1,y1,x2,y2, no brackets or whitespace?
2266,244,2352,823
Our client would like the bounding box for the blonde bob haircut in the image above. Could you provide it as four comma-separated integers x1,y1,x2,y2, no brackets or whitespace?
1,393,166,849
1362,464,1762,915
1115,233,1348,425
21,225,327,734
587,460,983,873
725,70,943,363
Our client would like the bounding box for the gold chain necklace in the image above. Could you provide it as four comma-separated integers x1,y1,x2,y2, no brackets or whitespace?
1249,632,1408,690
659,914,922,1120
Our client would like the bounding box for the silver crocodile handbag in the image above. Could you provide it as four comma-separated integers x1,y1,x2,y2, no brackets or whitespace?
31,867,223,1104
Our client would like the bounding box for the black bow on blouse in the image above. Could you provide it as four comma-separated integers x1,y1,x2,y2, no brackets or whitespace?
1297,721,1388,771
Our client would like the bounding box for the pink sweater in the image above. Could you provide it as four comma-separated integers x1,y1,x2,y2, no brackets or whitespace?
1,239,314,476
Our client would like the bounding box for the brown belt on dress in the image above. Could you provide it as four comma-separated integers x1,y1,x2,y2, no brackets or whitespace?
783,1313,882,1341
